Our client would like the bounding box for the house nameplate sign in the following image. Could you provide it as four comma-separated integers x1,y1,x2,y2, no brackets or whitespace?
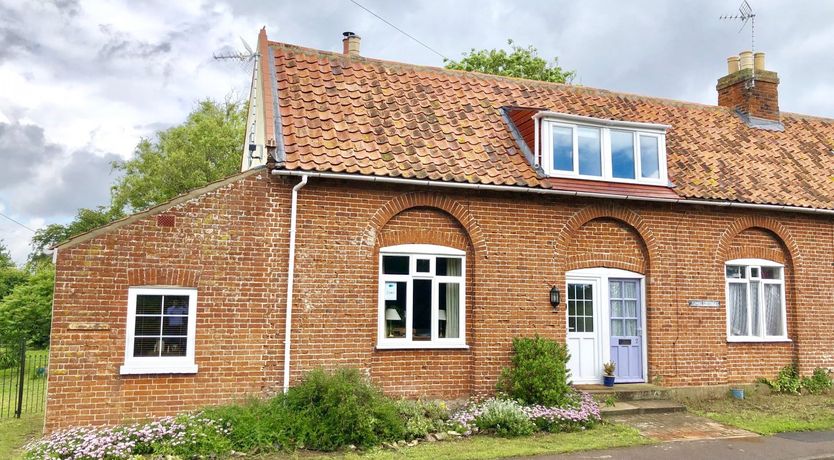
688,300,720,308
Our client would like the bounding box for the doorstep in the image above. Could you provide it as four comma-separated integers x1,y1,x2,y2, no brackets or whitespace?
600,399,686,416
577,383,670,401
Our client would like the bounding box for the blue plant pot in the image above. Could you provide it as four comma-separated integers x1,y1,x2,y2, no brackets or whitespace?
603,375,616,387
731,388,745,399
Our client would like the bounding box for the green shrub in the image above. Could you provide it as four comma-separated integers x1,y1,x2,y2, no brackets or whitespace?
395,399,451,439
497,335,574,406
202,396,293,452
473,399,536,437
762,365,802,394
284,368,404,451
801,368,833,395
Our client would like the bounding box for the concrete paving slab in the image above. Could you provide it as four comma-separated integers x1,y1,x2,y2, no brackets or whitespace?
609,412,756,442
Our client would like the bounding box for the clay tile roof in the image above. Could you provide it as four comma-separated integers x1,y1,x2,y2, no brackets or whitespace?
267,40,834,210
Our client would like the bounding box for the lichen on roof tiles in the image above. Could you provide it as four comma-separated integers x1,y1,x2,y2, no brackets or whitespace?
268,41,834,210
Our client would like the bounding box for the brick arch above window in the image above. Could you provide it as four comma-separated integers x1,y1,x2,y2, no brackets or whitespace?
367,192,488,258
377,229,470,253
556,205,658,273
715,216,801,270
126,268,200,287
565,253,647,274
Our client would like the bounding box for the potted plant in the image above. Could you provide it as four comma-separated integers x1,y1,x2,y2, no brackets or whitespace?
603,361,616,387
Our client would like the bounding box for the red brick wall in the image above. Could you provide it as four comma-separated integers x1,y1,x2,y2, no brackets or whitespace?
47,173,834,431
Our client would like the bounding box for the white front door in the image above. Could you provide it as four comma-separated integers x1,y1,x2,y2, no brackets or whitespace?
566,278,601,383
566,268,647,385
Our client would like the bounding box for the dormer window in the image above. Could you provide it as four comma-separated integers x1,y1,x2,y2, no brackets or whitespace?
535,113,669,185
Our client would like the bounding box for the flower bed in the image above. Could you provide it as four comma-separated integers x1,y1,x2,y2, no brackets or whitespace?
450,391,601,437
24,414,231,460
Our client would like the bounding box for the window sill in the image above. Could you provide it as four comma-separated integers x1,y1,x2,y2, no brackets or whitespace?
375,342,469,350
726,337,792,344
119,364,198,375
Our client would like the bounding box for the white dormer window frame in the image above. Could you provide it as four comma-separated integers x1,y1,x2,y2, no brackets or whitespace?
533,112,670,186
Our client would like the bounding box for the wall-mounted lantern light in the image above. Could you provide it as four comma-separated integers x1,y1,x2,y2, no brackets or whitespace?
549,286,561,310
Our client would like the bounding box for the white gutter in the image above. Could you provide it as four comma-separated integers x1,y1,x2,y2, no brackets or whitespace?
271,169,834,216
283,174,308,393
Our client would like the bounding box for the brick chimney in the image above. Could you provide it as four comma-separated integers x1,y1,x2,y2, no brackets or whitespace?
342,31,361,57
717,51,780,124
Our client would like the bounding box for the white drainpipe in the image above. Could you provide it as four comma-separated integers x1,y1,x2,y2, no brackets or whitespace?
283,174,308,393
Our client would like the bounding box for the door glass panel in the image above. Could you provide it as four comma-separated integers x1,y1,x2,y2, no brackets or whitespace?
624,282,637,299
625,300,637,317
612,319,624,336
609,281,621,299
611,300,623,317
625,319,637,335
567,283,593,333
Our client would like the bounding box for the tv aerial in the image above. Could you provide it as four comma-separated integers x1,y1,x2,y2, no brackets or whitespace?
720,0,756,53
212,36,258,71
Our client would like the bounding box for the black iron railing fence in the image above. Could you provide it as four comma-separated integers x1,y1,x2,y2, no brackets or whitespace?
0,340,48,418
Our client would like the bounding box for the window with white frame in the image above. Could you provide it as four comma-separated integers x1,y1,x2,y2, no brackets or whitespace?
378,244,466,349
120,287,198,374
538,113,668,185
724,259,787,342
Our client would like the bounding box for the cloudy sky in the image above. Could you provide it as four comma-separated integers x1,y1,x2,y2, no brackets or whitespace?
1,0,832,263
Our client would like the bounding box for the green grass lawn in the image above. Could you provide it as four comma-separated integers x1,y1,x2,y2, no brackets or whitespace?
686,392,834,435
258,423,650,460
0,414,43,459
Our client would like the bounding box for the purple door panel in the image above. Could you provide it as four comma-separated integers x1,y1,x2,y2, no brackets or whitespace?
609,280,643,382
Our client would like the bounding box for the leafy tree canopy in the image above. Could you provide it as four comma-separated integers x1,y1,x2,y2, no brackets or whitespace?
0,264,54,350
110,98,247,213
28,97,246,258
445,39,575,84
0,240,29,301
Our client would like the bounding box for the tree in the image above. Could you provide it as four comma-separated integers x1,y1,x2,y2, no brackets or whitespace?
0,240,28,300
445,39,575,83
29,206,124,265
110,98,247,212
0,264,54,352
27,97,246,258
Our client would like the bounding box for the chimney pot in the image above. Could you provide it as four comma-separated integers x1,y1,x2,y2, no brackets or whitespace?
754,52,765,71
342,31,361,57
727,56,740,74
739,51,754,70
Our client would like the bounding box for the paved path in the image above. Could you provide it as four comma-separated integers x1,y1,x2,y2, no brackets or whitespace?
608,412,755,441
522,430,834,459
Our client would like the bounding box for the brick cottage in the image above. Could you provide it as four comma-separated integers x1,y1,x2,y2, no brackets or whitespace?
45,29,834,431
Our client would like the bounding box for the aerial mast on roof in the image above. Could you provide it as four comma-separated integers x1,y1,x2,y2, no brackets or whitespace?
213,37,263,166
720,0,757,83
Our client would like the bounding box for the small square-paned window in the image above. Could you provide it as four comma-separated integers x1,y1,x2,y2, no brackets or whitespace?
121,287,198,375
539,114,668,185
378,244,466,349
